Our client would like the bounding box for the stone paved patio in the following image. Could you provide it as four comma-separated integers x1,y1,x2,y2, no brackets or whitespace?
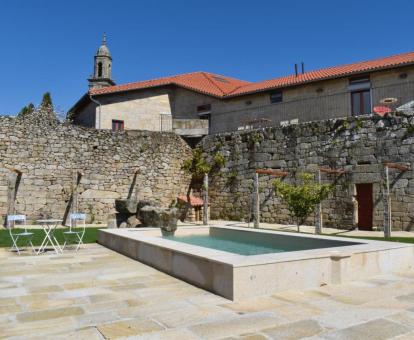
1,244,414,339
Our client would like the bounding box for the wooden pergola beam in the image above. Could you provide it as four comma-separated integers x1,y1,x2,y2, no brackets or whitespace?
319,167,346,175
256,169,289,177
385,163,409,172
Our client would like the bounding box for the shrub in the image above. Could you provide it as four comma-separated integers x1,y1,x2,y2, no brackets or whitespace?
273,172,333,232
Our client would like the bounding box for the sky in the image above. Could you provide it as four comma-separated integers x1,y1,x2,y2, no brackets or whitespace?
0,0,413,115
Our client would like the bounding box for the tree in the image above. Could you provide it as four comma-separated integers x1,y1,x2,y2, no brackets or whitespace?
273,172,333,232
182,147,211,179
17,103,35,117
40,92,53,110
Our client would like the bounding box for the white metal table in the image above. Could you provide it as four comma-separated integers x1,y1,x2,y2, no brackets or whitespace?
36,219,63,255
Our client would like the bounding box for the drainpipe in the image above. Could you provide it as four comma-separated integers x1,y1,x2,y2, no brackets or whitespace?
89,94,102,129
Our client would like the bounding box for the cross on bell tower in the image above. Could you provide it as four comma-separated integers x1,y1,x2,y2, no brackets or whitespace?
88,34,115,89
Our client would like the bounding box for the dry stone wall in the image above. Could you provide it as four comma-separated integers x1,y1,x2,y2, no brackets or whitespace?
0,116,192,224
201,115,414,231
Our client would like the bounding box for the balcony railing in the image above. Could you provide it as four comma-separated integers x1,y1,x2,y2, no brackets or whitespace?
172,119,209,136
160,114,172,132
210,81,414,134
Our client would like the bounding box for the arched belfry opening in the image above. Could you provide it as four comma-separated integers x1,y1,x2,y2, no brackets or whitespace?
88,34,115,89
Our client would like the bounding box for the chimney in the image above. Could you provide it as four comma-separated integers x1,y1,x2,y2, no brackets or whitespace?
294,64,298,77
301,62,305,74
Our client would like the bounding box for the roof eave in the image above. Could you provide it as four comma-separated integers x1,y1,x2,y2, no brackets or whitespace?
224,61,414,98
90,82,226,99
66,93,91,116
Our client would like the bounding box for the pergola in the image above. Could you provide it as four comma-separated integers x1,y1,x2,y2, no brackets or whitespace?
317,167,346,234
253,169,289,228
384,162,409,237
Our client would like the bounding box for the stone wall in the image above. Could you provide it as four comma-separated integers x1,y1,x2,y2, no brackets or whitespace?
0,115,192,224
201,114,414,231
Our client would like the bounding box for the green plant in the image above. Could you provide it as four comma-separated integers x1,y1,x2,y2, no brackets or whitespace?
182,148,226,178
248,131,261,149
406,124,414,134
17,103,35,117
182,148,211,178
213,152,225,168
273,173,333,232
41,92,54,111
355,117,363,130
226,169,238,188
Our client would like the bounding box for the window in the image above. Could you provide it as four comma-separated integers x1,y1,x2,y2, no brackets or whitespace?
270,91,283,104
349,76,370,91
351,90,371,116
197,104,211,114
112,120,124,132
349,77,371,116
98,62,103,77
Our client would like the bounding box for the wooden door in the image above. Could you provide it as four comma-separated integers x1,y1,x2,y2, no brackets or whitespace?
356,183,373,230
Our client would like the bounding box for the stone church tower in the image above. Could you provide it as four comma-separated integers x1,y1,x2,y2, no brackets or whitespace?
88,35,115,89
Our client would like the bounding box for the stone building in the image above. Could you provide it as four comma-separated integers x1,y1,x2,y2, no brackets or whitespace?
68,38,414,141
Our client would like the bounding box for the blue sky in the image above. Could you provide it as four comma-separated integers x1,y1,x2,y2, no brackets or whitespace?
1,0,413,115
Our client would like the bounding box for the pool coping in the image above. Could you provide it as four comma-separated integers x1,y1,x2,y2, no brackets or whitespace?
99,225,412,267
98,226,414,300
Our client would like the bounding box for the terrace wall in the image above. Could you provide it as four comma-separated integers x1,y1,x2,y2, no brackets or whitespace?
0,115,192,224
201,114,414,231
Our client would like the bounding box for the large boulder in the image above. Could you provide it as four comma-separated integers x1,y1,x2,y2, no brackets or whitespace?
115,199,138,214
107,212,140,228
139,206,178,235
136,200,154,220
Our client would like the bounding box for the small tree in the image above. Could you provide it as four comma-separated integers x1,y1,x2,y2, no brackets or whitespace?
17,103,35,117
182,148,211,179
40,92,53,110
273,172,333,232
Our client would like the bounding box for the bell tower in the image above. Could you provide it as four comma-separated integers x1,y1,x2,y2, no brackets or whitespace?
88,34,115,89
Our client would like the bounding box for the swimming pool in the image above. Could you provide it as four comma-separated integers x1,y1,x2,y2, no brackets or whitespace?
99,225,414,300
162,227,360,255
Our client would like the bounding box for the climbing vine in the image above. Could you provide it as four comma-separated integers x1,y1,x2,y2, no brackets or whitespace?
182,147,225,178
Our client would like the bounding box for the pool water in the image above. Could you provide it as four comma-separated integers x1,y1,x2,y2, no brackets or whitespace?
163,234,291,255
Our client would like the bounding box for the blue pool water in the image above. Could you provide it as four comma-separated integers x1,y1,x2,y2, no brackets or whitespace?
163,234,290,255
163,229,360,256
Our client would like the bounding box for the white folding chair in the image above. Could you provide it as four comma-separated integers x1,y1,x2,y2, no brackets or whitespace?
6,215,35,255
63,213,86,251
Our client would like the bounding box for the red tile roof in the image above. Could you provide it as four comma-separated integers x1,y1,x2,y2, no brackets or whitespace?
89,51,414,98
226,51,414,97
177,195,204,207
89,71,251,97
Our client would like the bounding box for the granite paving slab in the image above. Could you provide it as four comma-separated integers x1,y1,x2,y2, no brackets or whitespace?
2,243,414,339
